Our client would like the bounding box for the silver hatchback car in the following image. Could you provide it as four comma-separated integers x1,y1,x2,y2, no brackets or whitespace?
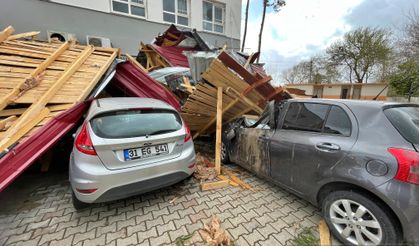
69,97,196,209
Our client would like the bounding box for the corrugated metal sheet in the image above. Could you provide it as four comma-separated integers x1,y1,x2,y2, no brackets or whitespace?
151,44,195,68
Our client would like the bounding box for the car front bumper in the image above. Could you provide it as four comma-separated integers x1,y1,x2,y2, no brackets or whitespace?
373,180,419,244
69,142,196,203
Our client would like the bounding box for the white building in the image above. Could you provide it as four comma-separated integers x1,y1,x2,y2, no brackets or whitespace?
0,0,242,54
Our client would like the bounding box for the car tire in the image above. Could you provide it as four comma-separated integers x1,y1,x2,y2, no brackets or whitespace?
322,190,401,246
72,191,89,210
220,141,230,164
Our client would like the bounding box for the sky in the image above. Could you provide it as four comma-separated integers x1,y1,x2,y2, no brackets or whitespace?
240,0,419,82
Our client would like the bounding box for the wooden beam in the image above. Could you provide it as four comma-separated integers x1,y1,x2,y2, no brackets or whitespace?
0,108,50,152
266,86,285,101
225,87,264,114
0,42,70,111
218,175,239,186
242,76,272,95
215,87,223,175
0,104,74,117
319,220,331,246
0,116,17,130
7,31,40,41
0,45,94,151
126,54,147,73
0,26,15,43
222,169,254,191
201,180,229,191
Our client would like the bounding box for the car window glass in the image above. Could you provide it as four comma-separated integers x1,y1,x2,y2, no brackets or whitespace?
90,109,182,139
324,106,351,136
384,106,419,145
283,102,329,132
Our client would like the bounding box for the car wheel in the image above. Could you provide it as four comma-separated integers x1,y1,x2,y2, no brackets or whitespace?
322,190,401,246
220,141,229,164
72,191,89,210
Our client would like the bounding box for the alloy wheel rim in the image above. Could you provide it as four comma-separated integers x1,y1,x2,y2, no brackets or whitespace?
329,199,383,245
221,142,227,161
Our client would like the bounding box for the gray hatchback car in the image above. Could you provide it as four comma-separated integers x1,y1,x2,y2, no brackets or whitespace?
222,99,419,245
70,98,196,209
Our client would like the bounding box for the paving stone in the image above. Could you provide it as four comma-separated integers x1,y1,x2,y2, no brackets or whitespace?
135,212,153,224
228,224,248,239
149,231,171,245
173,216,192,229
82,234,106,246
13,236,41,246
0,225,27,238
257,224,277,238
99,209,117,220
243,229,265,245
65,223,87,238
38,230,65,245
105,228,127,244
235,236,251,246
258,234,282,246
168,226,188,242
49,214,72,227
189,210,207,223
151,207,169,218
108,212,126,225
115,233,138,246
145,216,164,229
185,222,203,234
255,213,274,226
73,228,97,245
156,221,176,236
31,224,57,239
42,210,65,221
126,222,146,236
97,222,117,237
6,231,32,244
49,235,74,246
240,218,262,232
273,229,294,245
116,217,136,231
137,227,157,243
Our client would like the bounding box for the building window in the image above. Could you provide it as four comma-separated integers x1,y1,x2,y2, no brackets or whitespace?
112,0,146,18
203,1,225,33
163,0,189,26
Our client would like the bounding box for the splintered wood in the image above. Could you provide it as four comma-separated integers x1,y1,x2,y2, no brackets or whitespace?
0,26,118,153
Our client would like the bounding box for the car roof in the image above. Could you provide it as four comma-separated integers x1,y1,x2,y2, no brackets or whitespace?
286,98,418,109
86,97,175,119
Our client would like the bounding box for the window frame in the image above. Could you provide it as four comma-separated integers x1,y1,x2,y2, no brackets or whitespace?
111,0,147,19
279,102,352,137
162,0,190,27
202,1,225,34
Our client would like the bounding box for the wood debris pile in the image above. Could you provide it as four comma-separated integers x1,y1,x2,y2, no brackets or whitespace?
0,26,119,153
199,215,232,246
193,153,217,181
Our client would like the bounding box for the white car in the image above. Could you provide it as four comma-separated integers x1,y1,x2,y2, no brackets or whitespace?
69,97,196,209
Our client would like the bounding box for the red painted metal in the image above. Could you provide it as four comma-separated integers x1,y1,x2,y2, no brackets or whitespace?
151,44,195,68
0,101,89,192
112,61,181,111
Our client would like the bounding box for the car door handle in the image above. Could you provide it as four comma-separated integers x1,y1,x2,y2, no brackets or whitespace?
315,142,341,152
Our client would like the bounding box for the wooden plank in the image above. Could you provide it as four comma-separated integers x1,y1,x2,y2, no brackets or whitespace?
0,115,17,130
126,54,147,73
215,87,223,175
319,219,331,246
0,108,50,152
76,48,117,101
0,42,70,111
225,87,264,114
200,180,229,191
222,169,254,191
0,46,94,151
7,31,40,41
218,175,239,187
0,104,74,117
0,26,15,43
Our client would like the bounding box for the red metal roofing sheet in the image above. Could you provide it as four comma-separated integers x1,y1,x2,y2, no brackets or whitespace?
112,61,181,111
151,44,194,68
0,102,89,192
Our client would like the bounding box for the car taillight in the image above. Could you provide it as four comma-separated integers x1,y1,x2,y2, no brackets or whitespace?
75,123,97,156
76,188,97,194
388,148,419,185
184,123,192,142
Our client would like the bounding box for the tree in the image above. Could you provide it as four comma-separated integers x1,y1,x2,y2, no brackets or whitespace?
389,60,419,101
257,0,286,62
327,27,392,83
400,10,419,60
241,0,250,52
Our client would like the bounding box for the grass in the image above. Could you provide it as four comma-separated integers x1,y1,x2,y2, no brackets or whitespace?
293,228,320,246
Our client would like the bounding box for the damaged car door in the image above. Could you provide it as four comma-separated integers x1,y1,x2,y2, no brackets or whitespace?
271,101,357,196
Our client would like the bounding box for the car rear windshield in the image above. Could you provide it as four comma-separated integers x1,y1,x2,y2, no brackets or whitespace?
384,106,419,145
90,109,182,139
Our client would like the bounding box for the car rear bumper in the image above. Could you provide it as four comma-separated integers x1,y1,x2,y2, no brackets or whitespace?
373,180,419,244
69,142,196,203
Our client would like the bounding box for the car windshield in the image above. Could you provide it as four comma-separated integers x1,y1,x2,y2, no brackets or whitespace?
90,109,182,139
384,106,419,145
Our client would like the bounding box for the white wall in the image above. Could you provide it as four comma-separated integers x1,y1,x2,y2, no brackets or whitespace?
50,0,110,12
49,0,242,40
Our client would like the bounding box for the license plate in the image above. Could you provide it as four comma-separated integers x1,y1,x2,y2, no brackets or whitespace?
123,144,169,161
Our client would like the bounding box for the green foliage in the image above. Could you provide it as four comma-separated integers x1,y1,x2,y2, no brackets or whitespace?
327,27,392,83
293,228,320,246
175,233,194,246
389,60,419,97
